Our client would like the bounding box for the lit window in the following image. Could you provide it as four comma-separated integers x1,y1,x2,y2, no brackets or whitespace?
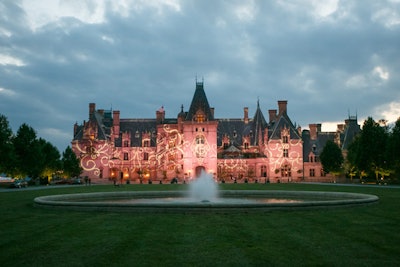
281,165,291,177
196,114,205,122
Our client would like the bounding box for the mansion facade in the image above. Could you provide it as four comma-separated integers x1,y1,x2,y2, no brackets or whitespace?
71,81,360,183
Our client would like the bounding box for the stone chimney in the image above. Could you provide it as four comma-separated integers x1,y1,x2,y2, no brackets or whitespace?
244,107,249,124
89,103,96,118
210,107,215,119
156,106,165,123
278,100,287,116
268,109,277,123
309,123,321,140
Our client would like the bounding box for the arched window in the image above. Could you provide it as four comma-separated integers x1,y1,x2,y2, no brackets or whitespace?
261,165,267,177
195,110,206,123
196,135,205,144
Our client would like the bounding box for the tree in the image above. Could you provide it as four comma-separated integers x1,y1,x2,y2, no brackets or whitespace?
358,117,388,178
320,140,344,175
13,123,43,178
38,138,62,178
62,146,82,178
0,114,16,175
386,118,400,179
346,117,389,181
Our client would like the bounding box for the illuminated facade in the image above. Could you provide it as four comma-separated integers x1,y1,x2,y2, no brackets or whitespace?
72,81,359,183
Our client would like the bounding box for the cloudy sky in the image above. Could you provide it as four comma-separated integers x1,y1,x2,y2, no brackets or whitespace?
1,0,400,152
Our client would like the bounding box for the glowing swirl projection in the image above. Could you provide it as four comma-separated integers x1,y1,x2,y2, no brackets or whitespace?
72,98,311,183
72,139,113,177
267,138,303,178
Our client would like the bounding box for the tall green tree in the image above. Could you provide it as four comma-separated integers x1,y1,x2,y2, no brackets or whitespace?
13,123,43,178
347,117,389,180
360,117,388,174
387,118,400,178
0,114,16,175
320,140,344,175
37,138,62,178
62,146,82,178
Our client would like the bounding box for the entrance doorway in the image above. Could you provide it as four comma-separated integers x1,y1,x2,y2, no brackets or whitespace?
195,166,205,178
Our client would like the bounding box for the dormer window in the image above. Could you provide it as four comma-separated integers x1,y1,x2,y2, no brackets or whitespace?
222,135,230,149
135,130,140,138
282,135,288,144
143,139,150,147
195,110,206,123
233,130,237,138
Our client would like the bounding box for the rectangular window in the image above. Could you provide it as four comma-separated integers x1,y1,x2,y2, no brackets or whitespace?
123,140,129,147
283,149,289,158
143,140,150,147
310,169,315,177
123,153,129,161
143,152,149,160
282,136,288,144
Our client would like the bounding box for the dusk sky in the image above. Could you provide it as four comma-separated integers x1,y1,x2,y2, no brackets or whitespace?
1,0,399,152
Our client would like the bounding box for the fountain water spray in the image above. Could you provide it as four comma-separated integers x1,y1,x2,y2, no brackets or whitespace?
188,171,218,202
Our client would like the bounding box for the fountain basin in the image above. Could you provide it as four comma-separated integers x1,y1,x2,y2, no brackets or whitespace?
34,190,379,213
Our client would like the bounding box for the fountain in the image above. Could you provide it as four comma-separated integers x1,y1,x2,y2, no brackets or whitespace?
34,172,379,213
188,172,218,203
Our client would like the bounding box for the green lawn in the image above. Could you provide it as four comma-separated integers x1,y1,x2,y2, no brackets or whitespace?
0,183,399,267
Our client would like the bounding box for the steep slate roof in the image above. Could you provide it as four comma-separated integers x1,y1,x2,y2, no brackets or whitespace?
252,101,268,145
115,119,157,147
341,117,360,150
185,81,214,121
73,109,113,141
217,119,248,147
302,116,360,162
269,112,301,140
302,131,335,161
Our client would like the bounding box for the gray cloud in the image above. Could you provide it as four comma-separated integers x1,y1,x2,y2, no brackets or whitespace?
1,0,399,151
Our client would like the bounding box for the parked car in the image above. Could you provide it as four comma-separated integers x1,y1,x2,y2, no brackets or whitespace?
10,179,28,188
72,178,82,184
53,179,72,185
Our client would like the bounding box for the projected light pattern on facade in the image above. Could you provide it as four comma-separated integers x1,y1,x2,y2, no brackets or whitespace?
72,81,355,183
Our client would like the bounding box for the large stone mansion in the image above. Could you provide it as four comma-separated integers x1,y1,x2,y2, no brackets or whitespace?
71,81,360,183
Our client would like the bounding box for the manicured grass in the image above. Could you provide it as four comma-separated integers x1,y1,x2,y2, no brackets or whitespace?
0,183,399,267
